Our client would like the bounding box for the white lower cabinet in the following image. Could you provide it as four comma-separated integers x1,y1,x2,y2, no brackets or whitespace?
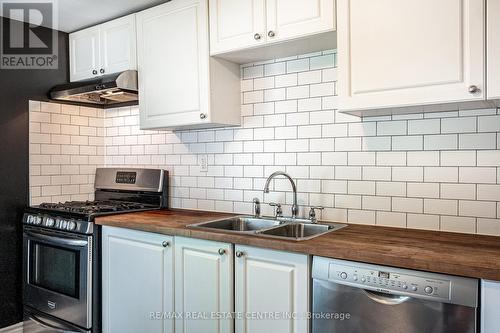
102,228,310,333
235,245,310,333
481,280,500,333
102,226,174,333
174,237,234,333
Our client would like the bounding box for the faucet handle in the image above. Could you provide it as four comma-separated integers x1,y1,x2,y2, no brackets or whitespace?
253,198,261,217
309,206,324,222
269,202,283,217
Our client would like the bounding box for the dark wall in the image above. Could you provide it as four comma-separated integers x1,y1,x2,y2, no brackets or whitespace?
0,18,68,328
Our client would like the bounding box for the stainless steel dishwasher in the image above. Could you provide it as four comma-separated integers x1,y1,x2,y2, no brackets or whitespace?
312,256,479,333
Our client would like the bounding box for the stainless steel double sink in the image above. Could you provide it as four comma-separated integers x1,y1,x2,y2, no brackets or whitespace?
188,216,346,241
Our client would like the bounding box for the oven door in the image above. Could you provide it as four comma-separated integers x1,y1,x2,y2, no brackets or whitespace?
23,226,92,329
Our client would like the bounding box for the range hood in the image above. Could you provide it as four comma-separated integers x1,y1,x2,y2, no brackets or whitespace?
49,70,138,107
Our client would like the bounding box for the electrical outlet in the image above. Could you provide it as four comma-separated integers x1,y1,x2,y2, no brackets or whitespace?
199,155,208,172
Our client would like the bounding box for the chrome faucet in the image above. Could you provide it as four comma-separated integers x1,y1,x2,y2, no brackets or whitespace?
263,171,298,219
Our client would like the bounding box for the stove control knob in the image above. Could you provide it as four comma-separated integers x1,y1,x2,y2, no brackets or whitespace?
412,286,418,292
46,218,55,227
361,277,366,283
340,272,348,280
26,215,32,223
353,274,358,281
67,221,76,231
425,286,433,294
35,216,42,225
403,284,408,290
60,220,67,229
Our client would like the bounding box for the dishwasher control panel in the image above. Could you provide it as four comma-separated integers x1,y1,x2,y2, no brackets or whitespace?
312,256,479,308
328,262,451,300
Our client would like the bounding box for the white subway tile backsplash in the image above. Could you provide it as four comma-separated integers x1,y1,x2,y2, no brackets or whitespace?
377,121,407,136
459,133,496,150
376,211,406,228
424,134,458,150
459,167,497,184
441,117,476,133
28,50,500,235
440,216,476,233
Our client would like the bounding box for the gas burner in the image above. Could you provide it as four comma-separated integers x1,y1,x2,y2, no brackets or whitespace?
38,200,154,215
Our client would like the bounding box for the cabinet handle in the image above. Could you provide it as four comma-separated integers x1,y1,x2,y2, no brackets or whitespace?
268,30,275,38
162,241,170,247
100,68,105,74
235,251,245,258
92,70,98,75
468,85,479,94
218,248,226,255
254,33,261,40
200,113,207,119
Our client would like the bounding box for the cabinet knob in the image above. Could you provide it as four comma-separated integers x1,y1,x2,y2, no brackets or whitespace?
235,251,245,258
268,30,275,38
162,241,170,247
100,68,105,74
468,85,480,94
200,113,207,119
218,248,226,255
92,70,98,75
254,33,261,40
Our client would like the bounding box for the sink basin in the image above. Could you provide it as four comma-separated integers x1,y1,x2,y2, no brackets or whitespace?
257,222,346,241
188,216,281,233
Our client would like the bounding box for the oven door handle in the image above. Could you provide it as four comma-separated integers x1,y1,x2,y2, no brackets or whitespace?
364,289,411,305
29,315,80,332
25,231,88,247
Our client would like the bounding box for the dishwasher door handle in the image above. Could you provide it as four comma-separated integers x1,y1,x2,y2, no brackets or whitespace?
364,289,410,305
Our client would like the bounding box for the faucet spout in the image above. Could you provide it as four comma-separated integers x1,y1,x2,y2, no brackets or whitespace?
263,171,298,218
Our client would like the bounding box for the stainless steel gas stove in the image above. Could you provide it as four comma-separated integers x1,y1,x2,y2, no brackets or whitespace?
23,168,168,333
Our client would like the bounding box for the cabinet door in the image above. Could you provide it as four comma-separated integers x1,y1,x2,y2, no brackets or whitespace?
69,26,100,82
235,246,309,333
174,237,233,333
481,280,500,333
338,0,485,111
266,0,335,43
102,226,174,333
487,0,500,100
137,0,211,130
209,0,266,54
100,14,137,76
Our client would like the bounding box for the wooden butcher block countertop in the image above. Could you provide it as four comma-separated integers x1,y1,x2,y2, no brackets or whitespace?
95,209,500,281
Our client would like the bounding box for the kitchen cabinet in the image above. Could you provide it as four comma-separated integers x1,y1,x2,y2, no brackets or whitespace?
208,0,266,54
69,14,136,82
209,0,336,63
487,0,500,102
338,0,489,116
235,245,310,333
102,226,174,333
136,0,241,130
481,280,500,333
174,237,233,333
69,26,100,82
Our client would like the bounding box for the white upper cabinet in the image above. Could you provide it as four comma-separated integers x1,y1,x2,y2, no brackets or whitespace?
266,0,336,42
338,0,487,116
209,0,336,63
137,0,241,130
69,26,100,82
487,0,500,102
102,226,174,333
99,15,137,76
69,14,136,82
174,237,233,333
235,246,310,333
209,0,266,54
